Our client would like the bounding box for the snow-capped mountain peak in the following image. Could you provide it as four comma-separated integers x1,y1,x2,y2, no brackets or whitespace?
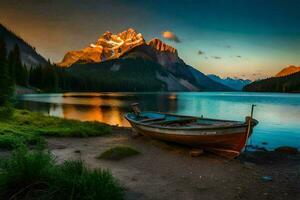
58,28,145,67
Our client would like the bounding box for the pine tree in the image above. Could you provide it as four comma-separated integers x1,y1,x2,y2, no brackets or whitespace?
11,44,25,86
7,50,16,82
41,65,58,92
0,37,14,107
21,64,29,86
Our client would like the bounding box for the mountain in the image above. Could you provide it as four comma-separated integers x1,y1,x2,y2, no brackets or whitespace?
59,28,144,67
0,24,47,68
207,74,252,90
59,28,232,92
275,65,300,77
243,71,300,93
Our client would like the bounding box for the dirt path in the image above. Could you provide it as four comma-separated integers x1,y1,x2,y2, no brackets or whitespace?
47,127,300,200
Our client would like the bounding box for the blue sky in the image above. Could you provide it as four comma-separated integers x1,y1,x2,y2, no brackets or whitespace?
0,0,299,79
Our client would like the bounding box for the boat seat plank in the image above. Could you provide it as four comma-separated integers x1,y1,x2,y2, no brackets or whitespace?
149,117,197,126
139,117,166,123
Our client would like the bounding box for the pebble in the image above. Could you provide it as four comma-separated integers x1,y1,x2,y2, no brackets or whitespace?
261,176,272,181
257,147,268,152
189,149,204,157
243,162,256,169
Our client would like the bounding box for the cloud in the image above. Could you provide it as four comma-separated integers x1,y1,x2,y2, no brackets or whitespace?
162,31,180,43
212,56,221,59
225,45,231,48
236,55,242,58
198,50,205,55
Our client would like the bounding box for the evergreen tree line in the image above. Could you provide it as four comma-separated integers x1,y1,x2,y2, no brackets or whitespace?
243,72,300,93
0,37,64,96
0,37,56,108
29,58,167,92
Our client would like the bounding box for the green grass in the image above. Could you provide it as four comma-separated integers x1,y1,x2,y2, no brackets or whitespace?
98,146,140,161
0,109,111,149
0,145,124,200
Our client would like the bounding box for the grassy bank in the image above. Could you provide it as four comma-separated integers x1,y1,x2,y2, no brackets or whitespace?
0,145,124,200
0,109,111,149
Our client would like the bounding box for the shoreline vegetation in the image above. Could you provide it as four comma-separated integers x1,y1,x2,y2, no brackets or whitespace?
0,109,111,149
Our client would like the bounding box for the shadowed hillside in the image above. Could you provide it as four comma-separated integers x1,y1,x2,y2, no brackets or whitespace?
243,71,300,93
0,23,47,68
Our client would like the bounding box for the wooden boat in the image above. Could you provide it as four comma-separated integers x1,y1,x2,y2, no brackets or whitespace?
125,104,258,159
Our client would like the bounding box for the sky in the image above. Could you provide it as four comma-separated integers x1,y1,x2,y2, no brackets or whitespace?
0,0,300,80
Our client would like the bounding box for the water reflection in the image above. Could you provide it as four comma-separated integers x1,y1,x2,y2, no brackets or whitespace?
19,93,179,127
18,92,300,149
60,104,130,127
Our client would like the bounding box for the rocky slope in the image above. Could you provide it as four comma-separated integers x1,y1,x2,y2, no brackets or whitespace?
0,23,47,68
60,28,232,92
275,65,300,77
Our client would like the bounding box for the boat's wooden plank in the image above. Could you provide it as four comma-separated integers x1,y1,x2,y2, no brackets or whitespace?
139,117,166,123
149,117,197,126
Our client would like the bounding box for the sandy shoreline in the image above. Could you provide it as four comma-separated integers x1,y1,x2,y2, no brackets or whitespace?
43,127,300,200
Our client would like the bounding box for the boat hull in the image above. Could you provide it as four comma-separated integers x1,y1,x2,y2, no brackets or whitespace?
127,121,254,159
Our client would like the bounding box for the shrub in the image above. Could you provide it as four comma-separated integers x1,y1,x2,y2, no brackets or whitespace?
0,145,124,200
98,146,140,161
0,106,14,120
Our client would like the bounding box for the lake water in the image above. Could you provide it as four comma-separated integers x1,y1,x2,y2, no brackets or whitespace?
18,92,300,150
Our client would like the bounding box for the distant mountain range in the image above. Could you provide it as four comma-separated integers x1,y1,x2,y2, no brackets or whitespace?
59,28,232,92
0,24,47,68
207,74,251,90
243,66,300,92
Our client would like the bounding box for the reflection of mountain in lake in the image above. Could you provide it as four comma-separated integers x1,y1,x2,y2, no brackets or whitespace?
56,93,179,126
20,93,179,127
60,104,130,127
